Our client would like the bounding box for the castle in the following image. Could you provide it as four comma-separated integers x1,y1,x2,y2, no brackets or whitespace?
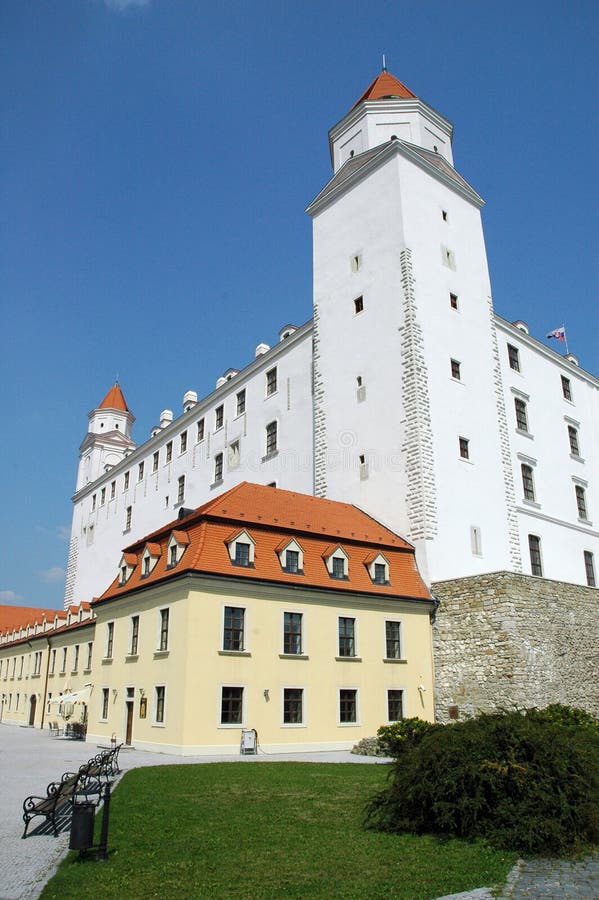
65,67,598,609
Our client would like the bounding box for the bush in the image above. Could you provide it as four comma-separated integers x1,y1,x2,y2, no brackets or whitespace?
376,718,439,756
366,705,599,855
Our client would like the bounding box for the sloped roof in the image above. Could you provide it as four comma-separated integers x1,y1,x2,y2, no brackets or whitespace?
352,70,417,109
0,604,59,632
98,383,130,412
96,482,430,604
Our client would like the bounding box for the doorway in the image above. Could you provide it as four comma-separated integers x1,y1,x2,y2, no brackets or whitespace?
28,694,37,726
125,701,134,745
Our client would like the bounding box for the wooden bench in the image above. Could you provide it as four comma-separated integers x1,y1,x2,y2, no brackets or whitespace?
22,771,82,838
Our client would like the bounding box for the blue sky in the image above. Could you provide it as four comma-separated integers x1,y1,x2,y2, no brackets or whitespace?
1,0,597,610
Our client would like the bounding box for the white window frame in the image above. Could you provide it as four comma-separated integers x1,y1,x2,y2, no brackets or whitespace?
366,552,390,585
281,610,304,656
337,615,358,659
324,545,349,578
338,687,360,726
154,684,166,726
218,684,245,727
105,622,115,659
281,685,306,727
226,530,256,566
157,608,170,653
386,687,405,723
383,619,402,661
221,604,248,653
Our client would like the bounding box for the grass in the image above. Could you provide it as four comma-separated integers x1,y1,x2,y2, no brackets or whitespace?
41,763,516,899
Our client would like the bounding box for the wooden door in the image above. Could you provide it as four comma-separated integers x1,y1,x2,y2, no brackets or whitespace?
125,701,134,745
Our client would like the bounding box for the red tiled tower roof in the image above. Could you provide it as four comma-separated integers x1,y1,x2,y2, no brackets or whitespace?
352,70,417,110
98,383,129,412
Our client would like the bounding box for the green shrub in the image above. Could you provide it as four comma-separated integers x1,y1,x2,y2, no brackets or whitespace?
376,717,439,756
366,705,599,855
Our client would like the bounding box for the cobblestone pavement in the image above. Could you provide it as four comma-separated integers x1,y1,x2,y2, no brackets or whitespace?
1,723,597,900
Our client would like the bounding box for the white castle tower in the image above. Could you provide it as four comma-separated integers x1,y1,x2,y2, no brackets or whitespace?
76,383,136,491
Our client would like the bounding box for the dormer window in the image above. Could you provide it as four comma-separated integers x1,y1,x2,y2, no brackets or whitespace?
332,557,345,579
141,542,161,578
324,546,349,580
365,552,390,585
226,530,255,567
277,539,304,574
143,557,150,577
118,553,137,586
167,531,190,569
286,550,299,573
120,565,127,585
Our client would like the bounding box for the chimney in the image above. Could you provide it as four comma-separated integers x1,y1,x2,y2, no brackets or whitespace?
183,390,197,412
160,409,173,429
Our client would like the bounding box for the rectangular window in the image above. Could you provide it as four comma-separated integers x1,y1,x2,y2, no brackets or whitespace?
353,295,364,314
514,398,528,432
584,551,596,588
528,535,543,576
450,359,461,380
143,555,151,576
283,612,302,655
155,685,165,724
165,441,173,463
374,562,387,584
266,368,277,396
50,649,56,674
449,292,458,310
125,505,132,531
152,451,159,472
124,471,130,490
385,621,401,659
86,642,93,670
215,405,224,429
221,686,243,724
106,622,114,659
339,689,357,723
177,475,185,505
180,431,187,454
223,606,245,651
561,375,572,401
338,617,355,657
236,390,246,416
110,480,116,500
169,544,177,567
72,645,79,672
100,487,106,506
214,452,223,483
568,425,580,457
508,344,520,372
138,461,144,481
228,439,240,469
92,494,97,512
285,549,299,573
575,485,588,520
34,651,42,675
283,688,303,724
130,616,139,655
159,609,169,652
101,688,109,720
265,421,278,455
388,689,404,722
459,437,469,460
521,464,535,501
332,556,345,579
196,418,205,442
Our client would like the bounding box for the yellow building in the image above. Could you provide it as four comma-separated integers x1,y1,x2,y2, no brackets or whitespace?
1,483,435,754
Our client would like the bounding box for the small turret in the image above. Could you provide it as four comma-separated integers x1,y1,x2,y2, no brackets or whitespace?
76,383,136,490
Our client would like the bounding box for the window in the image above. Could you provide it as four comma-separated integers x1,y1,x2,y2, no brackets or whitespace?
166,441,173,463
125,506,132,531
100,487,106,506
105,622,114,659
159,609,169,651
339,689,357,723
215,405,224,429
450,359,461,380
471,523,483,555
283,612,302,654
138,461,144,481
442,209,448,222
528,535,543,576
33,651,42,675
561,375,572,401
101,688,109,720
442,246,455,269
449,292,458,310
221,687,243,724
214,452,223,483
332,556,346,579
223,607,245,651
266,367,277,396
584,551,596,588
152,451,159,473
177,475,185,505
575,485,588,520
130,616,139,655
459,437,469,460
86,642,93,670
180,431,187,454
196,418,205,442
91,494,97,512
568,425,580,457
50,649,56,674
110,480,116,500
514,398,528,432
285,550,299,573
283,688,303,724
169,544,178,567
143,555,151,576
507,344,520,372
388,689,404,722
228,439,240,468
385,621,401,659
124,471,130,490
374,562,386,584
72,645,79,672
234,542,250,566
120,564,128,585
338,617,355,657
351,253,361,272
265,421,278,456
155,686,165,724
236,390,246,415
521,464,535,501
353,295,364,314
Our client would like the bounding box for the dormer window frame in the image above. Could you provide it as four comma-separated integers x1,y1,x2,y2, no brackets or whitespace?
277,538,305,575
324,546,350,580
118,553,137,586
365,552,391,585
226,530,256,568
166,532,189,570
140,543,161,579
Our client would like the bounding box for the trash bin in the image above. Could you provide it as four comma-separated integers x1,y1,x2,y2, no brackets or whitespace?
69,801,95,850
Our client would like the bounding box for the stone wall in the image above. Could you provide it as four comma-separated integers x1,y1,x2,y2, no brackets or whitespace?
432,571,598,722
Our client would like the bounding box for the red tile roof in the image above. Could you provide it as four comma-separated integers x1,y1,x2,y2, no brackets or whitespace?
98,382,130,412
0,604,59,632
352,70,417,109
97,483,430,605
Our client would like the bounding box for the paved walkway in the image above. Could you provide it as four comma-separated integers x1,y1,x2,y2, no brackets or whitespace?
1,723,597,899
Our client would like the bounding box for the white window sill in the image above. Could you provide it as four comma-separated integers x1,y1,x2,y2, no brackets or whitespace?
153,650,169,659
101,658,113,665
218,723,245,729
578,517,593,527
152,723,166,729
218,650,251,657
262,450,279,462
338,721,360,727
265,390,278,400
279,653,309,660
123,528,131,535
125,654,139,662
515,428,534,440
522,499,541,509
335,656,362,662
281,723,306,729
383,658,407,664
570,454,585,464
211,479,223,490
83,668,92,675
173,499,185,508
459,456,473,465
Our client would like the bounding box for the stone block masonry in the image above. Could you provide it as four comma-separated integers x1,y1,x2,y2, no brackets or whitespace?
432,571,598,722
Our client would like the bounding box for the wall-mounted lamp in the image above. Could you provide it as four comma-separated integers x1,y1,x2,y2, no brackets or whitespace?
417,684,426,692
112,688,118,700
139,688,145,698
263,689,270,701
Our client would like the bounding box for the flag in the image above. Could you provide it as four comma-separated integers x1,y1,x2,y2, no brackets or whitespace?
546,326,566,342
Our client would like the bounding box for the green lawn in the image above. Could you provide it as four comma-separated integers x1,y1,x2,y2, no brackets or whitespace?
41,763,515,899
